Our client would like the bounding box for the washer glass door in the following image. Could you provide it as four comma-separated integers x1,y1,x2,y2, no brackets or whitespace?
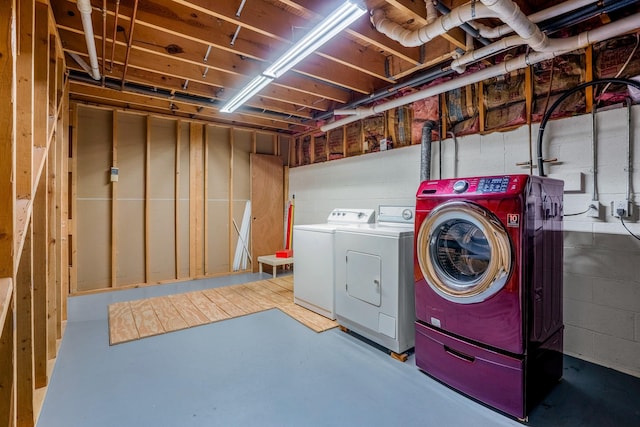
417,201,512,304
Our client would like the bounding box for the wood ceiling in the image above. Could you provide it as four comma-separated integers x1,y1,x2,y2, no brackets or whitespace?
53,0,640,135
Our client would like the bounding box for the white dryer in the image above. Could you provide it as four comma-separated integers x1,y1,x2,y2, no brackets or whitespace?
293,208,375,319
334,206,415,356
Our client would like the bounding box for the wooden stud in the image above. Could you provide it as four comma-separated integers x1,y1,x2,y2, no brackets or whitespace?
478,81,486,134
69,103,79,294
16,221,34,427
585,45,594,113
0,280,14,427
111,111,118,288
228,130,235,272
47,130,58,358
32,158,48,389
189,123,204,278
175,120,181,280
16,0,34,201
145,116,151,283
0,0,16,279
203,127,209,276
59,85,69,324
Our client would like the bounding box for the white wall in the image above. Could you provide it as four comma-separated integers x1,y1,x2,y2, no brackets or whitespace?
289,105,640,378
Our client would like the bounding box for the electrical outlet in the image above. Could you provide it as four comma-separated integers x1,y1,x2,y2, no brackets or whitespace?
587,201,600,218
611,200,632,218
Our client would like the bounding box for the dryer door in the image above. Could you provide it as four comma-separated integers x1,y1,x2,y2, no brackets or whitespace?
416,201,512,304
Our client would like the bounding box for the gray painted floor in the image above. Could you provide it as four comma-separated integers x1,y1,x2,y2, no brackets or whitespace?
38,273,640,427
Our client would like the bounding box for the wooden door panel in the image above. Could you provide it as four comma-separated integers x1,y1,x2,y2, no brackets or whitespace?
251,154,283,272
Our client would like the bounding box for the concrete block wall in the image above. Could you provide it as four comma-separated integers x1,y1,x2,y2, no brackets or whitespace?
289,105,640,378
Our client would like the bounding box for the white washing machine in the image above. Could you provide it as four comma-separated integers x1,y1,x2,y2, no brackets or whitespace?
334,206,415,355
293,208,375,319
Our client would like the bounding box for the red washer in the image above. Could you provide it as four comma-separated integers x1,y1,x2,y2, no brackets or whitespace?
414,174,564,420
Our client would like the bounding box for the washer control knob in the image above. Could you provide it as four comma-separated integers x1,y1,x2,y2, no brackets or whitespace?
402,209,413,220
453,180,469,193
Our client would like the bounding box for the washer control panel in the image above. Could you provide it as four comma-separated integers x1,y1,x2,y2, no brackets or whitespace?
327,208,376,223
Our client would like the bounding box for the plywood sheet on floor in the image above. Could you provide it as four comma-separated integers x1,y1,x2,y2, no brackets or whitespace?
108,277,337,345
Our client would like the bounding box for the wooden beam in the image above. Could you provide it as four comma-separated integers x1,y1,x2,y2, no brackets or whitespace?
111,111,118,288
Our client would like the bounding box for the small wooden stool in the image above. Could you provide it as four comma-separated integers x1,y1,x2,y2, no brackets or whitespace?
257,255,294,278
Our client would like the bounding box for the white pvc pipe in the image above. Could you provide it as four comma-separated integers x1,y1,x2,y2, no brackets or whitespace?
477,0,599,39
370,4,498,47
77,0,101,80
321,12,640,132
425,0,438,25
480,0,548,51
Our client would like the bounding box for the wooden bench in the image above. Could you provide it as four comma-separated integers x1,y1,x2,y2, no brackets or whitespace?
257,255,294,278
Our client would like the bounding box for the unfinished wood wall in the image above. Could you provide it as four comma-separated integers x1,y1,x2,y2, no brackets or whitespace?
0,1,69,426
71,105,291,293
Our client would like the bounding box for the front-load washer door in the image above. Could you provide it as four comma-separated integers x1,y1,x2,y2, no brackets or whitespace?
416,201,512,304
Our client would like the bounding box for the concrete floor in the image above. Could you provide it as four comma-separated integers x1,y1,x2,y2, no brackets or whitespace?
38,273,640,427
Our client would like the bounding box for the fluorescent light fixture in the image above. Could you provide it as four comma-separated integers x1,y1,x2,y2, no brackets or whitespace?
220,0,367,113
263,1,367,78
220,75,273,113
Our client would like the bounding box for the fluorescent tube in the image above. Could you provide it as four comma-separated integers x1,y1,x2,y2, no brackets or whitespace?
220,1,367,113
220,75,273,113
263,1,367,78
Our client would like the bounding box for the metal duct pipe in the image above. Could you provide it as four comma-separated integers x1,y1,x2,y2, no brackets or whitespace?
421,120,437,182
77,0,101,80
321,12,640,132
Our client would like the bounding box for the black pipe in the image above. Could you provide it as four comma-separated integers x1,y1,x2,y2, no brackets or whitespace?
537,78,640,176
540,0,640,35
434,1,491,46
314,67,454,122
421,120,437,182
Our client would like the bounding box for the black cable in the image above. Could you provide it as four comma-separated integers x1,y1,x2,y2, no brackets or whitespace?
537,78,640,176
620,216,640,241
564,207,592,217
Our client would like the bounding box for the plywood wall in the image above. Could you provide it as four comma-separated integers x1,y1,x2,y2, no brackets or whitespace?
72,105,286,292
206,126,231,274
149,117,177,282
76,108,112,292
